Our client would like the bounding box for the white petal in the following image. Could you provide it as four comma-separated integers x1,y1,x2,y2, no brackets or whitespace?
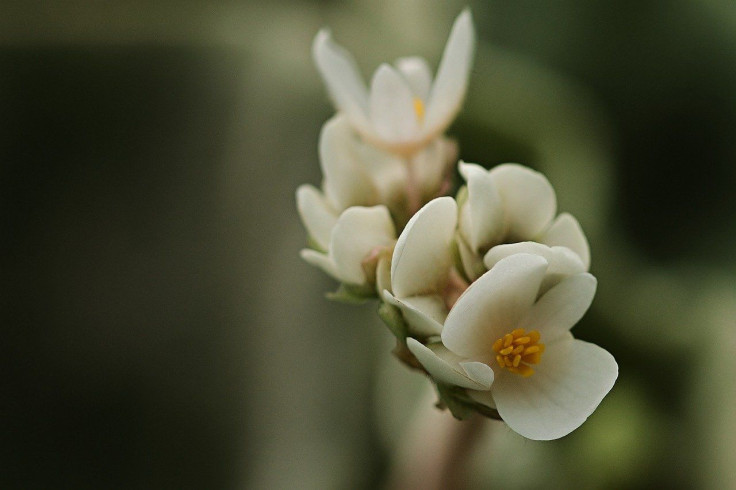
407,339,493,390
467,389,496,409
383,291,445,337
542,213,591,270
391,197,457,298
489,164,557,241
369,64,421,143
312,30,372,134
354,141,408,208
442,254,548,358
330,206,396,285
522,273,597,343
483,242,586,295
300,248,340,279
492,338,618,440
424,8,475,137
395,56,433,101
459,161,504,251
296,184,338,251
319,116,376,209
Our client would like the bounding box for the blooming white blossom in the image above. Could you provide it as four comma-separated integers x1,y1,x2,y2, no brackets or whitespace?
297,116,457,250
456,162,590,280
312,9,475,156
408,253,618,440
382,197,458,337
300,205,396,288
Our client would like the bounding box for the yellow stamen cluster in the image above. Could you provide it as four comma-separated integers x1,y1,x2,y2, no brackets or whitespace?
413,97,425,122
492,328,545,377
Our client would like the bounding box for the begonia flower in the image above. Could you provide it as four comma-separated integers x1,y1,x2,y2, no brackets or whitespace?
312,9,475,156
300,205,395,288
409,253,617,440
457,162,590,280
296,116,456,250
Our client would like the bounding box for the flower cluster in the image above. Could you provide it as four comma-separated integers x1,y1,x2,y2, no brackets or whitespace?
296,9,617,441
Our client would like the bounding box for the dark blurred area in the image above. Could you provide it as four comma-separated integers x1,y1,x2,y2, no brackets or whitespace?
0,1,735,489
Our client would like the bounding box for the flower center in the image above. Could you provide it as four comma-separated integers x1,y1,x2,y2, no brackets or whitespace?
413,97,425,122
492,328,545,377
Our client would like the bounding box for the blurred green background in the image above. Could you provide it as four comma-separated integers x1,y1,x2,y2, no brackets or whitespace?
1,1,735,489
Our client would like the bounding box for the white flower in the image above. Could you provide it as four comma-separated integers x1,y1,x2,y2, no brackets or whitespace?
408,253,618,440
312,9,475,156
297,116,457,249
456,162,590,280
382,197,458,337
300,205,396,288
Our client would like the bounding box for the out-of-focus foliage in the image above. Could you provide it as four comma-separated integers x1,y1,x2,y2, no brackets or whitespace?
1,1,735,489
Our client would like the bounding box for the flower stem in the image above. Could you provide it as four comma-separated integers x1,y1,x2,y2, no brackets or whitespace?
386,397,486,490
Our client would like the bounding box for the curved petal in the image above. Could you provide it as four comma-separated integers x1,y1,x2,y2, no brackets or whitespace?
468,389,496,409
492,338,618,440
424,8,475,137
483,242,586,295
331,206,396,285
459,161,504,251
391,197,457,298
312,30,371,133
383,291,445,337
369,64,421,143
296,184,338,251
395,56,433,101
489,164,557,241
407,339,493,390
442,254,548,358
319,116,376,209
521,272,597,343
300,248,339,280
542,213,591,270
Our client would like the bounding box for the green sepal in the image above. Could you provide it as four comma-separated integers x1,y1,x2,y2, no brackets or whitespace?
435,383,503,421
436,383,475,420
378,301,408,343
326,283,375,304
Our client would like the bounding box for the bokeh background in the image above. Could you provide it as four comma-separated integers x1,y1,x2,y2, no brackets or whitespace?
2,1,735,488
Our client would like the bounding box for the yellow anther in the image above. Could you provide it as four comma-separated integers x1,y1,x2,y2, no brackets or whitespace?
413,97,425,122
491,328,544,377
